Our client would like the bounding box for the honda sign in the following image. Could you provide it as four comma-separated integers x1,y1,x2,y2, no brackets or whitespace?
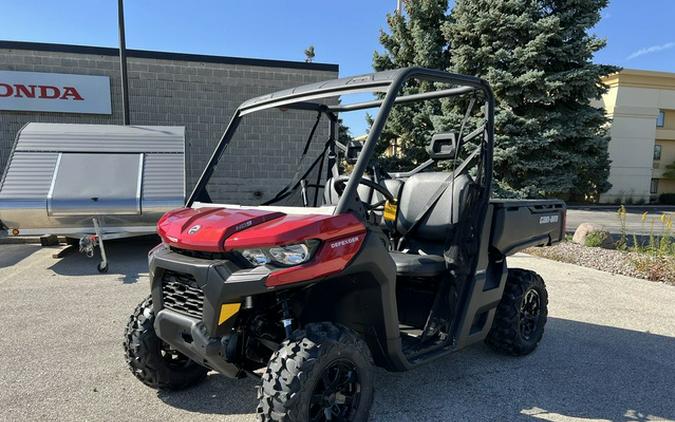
0,70,111,114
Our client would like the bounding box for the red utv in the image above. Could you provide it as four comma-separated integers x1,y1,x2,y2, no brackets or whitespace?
124,68,565,421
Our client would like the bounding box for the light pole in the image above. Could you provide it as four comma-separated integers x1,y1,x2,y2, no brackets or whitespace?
117,0,130,125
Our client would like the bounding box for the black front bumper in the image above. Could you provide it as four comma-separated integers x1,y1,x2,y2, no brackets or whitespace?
154,309,241,377
149,245,271,377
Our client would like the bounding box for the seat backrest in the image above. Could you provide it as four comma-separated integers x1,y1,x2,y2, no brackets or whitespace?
323,175,376,206
396,172,472,245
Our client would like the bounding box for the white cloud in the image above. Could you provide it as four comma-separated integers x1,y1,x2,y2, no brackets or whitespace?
627,41,675,60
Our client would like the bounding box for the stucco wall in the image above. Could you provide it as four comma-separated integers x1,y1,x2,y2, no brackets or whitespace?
597,70,675,202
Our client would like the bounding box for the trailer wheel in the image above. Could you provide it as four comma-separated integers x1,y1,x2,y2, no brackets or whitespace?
97,262,109,273
123,296,208,390
486,268,548,356
257,322,374,422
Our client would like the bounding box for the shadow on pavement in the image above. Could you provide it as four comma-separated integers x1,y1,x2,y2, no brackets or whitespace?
48,236,159,283
0,244,42,269
157,374,260,416
158,317,675,421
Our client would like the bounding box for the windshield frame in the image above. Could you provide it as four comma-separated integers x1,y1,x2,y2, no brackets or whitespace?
186,67,495,216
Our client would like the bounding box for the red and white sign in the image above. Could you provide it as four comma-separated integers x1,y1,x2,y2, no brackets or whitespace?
0,70,111,114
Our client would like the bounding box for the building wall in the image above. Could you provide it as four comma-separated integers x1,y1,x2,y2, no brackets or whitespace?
653,137,675,199
599,70,675,203
0,42,337,203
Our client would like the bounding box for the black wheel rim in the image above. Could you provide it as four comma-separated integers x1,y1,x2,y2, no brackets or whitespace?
309,359,361,421
519,288,541,341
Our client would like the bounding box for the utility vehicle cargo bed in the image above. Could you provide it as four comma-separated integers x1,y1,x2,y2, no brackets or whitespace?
489,199,566,256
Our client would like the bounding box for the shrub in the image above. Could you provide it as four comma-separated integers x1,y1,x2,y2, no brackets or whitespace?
631,255,674,282
585,230,608,248
617,205,627,250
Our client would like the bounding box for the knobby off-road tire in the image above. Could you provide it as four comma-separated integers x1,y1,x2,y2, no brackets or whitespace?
257,322,375,422
124,296,208,390
485,268,548,356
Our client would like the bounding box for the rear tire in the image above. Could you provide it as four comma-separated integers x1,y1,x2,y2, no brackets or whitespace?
257,322,374,421
485,269,548,356
123,296,208,390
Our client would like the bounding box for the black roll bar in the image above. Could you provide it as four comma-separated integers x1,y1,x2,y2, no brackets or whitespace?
335,68,495,215
186,67,495,213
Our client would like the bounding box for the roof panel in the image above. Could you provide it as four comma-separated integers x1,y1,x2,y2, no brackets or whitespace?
240,69,405,110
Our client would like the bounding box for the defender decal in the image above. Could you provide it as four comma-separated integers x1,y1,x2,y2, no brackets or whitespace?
330,236,360,249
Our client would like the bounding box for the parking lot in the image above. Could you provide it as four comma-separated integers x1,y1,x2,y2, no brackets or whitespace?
1,240,674,422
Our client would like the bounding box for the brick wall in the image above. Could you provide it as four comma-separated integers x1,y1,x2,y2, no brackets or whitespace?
0,43,337,203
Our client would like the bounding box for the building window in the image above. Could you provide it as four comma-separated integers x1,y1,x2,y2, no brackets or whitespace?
654,144,662,161
657,110,665,128
651,178,659,195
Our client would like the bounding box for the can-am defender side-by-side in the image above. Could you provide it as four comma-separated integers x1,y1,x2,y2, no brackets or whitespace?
124,68,566,421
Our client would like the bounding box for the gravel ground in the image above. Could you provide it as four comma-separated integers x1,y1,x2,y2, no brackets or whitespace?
1,242,675,421
526,242,675,285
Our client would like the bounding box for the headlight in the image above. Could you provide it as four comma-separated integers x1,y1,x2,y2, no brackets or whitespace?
239,240,320,267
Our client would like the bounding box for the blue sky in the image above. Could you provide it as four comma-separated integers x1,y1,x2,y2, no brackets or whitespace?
2,0,674,133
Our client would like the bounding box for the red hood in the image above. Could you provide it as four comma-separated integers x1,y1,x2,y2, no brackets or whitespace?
157,207,285,252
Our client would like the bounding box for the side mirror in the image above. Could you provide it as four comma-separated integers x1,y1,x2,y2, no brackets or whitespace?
345,141,363,165
428,132,457,160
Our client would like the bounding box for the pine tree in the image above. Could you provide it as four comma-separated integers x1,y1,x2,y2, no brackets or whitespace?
337,119,353,145
446,0,618,200
372,0,450,169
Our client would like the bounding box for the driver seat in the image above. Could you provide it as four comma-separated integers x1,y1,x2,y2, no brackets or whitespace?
323,176,403,208
389,172,473,277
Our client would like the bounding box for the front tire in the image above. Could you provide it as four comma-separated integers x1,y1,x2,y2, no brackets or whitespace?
123,296,208,390
485,269,548,356
257,322,374,421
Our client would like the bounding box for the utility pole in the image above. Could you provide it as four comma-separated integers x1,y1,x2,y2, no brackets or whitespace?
117,0,130,125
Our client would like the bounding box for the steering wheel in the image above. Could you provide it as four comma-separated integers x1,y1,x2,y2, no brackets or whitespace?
333,175,394,211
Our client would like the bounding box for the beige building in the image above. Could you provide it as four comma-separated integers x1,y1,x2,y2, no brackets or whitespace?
599,69,675,203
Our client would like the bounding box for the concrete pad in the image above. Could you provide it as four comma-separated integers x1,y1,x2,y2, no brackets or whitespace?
0,243,673,421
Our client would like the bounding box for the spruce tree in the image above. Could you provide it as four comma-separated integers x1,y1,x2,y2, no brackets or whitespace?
446,0,618,200
372,0,450,169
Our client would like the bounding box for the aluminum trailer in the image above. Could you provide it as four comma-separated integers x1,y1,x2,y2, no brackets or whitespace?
0,123,185,271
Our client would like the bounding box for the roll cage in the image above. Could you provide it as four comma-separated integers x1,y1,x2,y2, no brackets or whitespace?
187,67,495,219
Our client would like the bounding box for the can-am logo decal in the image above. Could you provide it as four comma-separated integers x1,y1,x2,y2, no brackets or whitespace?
539,215,559,224
330,236,360,249
188,224,201,235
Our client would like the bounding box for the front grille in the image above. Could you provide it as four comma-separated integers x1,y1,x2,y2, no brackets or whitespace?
161,270,204,319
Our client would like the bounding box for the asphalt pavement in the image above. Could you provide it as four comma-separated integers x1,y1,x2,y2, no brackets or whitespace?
566,207,675,236
0,240,674,421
